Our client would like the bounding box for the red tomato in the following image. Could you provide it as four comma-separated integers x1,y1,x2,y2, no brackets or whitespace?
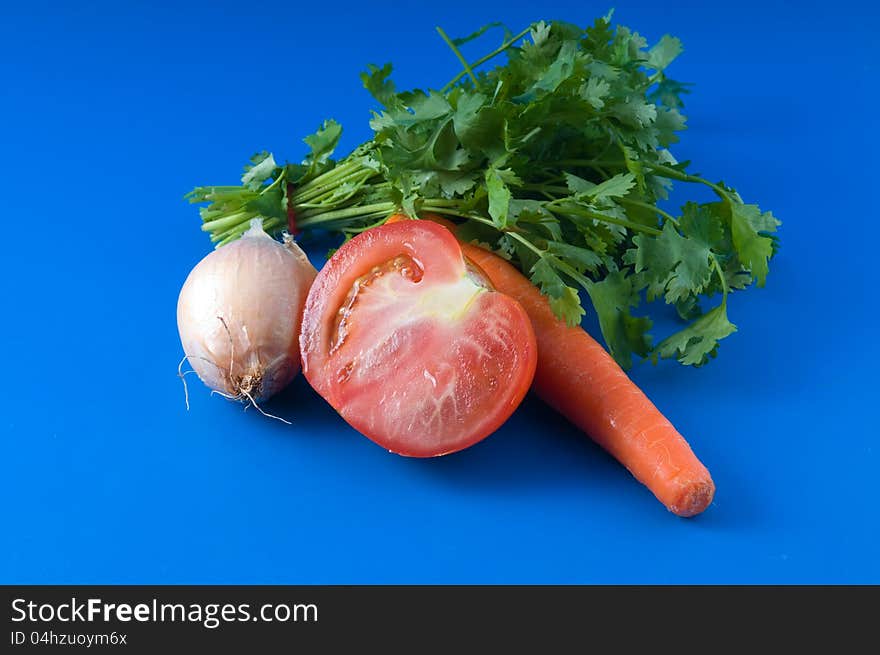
300,221,537,457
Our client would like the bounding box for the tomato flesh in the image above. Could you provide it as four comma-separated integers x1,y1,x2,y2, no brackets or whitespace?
300,221,537,457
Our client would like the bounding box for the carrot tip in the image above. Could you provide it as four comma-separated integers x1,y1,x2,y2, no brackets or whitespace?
669,480,716,518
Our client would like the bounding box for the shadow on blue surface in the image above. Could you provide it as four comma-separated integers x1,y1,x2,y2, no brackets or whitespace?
266,374,603,475
261,372,718,519
252,355,775,537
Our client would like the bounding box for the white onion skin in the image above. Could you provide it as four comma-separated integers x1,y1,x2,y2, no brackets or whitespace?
177,222,317,402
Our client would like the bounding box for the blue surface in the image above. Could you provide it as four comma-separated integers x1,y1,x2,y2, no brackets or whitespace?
2,0,877,583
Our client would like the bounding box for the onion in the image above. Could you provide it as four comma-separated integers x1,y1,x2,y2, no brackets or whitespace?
177,220,317,411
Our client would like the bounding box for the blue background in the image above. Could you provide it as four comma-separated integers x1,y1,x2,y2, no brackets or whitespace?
2,0,877,583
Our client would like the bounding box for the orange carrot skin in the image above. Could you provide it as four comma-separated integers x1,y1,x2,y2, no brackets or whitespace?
386,214,715,517
463,245,715,517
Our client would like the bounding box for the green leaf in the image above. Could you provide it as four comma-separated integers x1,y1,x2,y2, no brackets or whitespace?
649,78,692,109
586,271,652,369
530,257,565,295
587,172,637,200
580,77,611,110
587,60,620,80
360,63,397,106
512,202,562,240
380,116,468,173
453,98,507,159
626,222,713,303
655,301,737,366
241,152,277,190
550,286,586,326
563,172,596,195
373,91,451,131
619,144,647,191
434,170,478,197
530,258,584,326
514,40,579,103
612,96,657,128
452,92,487,139
730,202,780,286
402,92,453,126
680,202,724,250
529,21,551,48
655,107,686,147
246,187,286,221
674,294,702,321
647,35,683,71
547,241,602,274
303,120,343,168
584,13,614,54
495,167,522,186
485,168,511,227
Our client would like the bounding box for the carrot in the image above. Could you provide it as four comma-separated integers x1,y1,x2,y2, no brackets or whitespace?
387,214,715,517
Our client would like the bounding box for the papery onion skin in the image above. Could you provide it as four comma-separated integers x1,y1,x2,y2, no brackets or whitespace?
177,220,317,403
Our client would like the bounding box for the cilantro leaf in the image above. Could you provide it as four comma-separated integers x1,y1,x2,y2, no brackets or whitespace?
580,77,611,110
655,301,737,366
680,202,724,249
530,258,584,326
547,241,603,274
302,119,342,173
612,96,657,129
486,168,512,227
626,222,713,303
549,286,586,327
586,172,637,200
649,78,692,109
586,271,652,369
729,202,780,286
647,35,683,71
564,172,596,195
514,39,579,103
361,63,398,106
655,107,686,147
241,152,277,190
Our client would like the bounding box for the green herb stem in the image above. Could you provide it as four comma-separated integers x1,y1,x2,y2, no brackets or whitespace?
436,27,483,91
641,162,733,202
547,203,663,235
297,202,397,226
201,209,256,233
440,25,534,93
617,197,678,225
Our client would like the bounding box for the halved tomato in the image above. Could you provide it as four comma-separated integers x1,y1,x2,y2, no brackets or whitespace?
300,220,537,457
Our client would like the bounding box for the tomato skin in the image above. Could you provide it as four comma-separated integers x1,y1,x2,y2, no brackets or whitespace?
300,221,537,457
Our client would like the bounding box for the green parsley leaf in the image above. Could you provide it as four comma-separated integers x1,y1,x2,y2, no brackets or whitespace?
586,271,652,369
647,35,683,71
530,258,584,326
655,301,737,366
580,77,611,110
626,222,713,304
547,241,603,274
514,39,579,103
241,152,277,190
729,202,780,286
586,172,637,201
486,168,512,227
302,119,343,175
361,63,398,106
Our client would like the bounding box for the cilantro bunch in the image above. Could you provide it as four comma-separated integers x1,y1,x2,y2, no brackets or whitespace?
187,14,780,369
